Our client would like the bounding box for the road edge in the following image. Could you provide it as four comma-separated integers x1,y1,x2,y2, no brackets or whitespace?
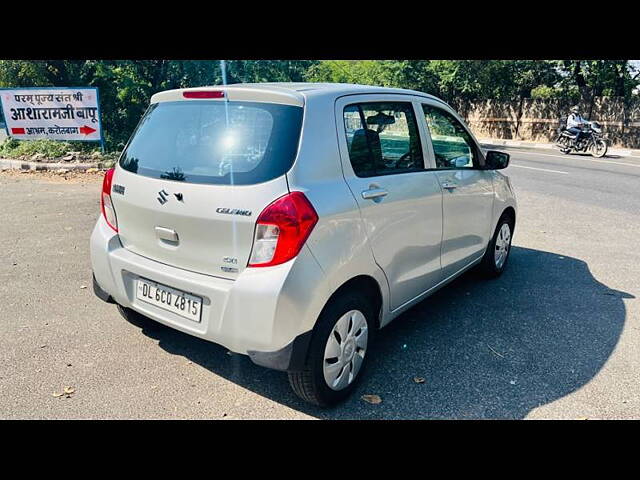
478,138,640,158
0,158,107,172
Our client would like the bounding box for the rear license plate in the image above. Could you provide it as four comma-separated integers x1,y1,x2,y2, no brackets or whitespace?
135,278,203,323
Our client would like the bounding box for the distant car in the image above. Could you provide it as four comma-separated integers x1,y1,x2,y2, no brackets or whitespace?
91,83,517,406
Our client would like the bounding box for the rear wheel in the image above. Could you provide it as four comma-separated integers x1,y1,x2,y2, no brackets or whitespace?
479,213,514,278
117,304,138,321
556,135,571,154
591,139,607,158
116,304,164,331
288,292,375,406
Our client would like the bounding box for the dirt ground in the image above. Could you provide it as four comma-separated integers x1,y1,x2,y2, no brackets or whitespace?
0,169,104,185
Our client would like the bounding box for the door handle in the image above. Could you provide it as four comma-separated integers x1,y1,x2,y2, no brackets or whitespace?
441,182,457,190
361,188,388,200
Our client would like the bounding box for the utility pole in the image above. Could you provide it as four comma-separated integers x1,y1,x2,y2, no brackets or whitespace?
220,60,227,85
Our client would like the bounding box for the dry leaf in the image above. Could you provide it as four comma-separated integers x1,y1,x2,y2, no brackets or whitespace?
413,377,426,384
63,386,75,395
361,394,382,405
52,392,63,398
487,344,505,358
80,285,87,289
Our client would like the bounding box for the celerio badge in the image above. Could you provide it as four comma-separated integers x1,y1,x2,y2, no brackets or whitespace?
216,208,252,216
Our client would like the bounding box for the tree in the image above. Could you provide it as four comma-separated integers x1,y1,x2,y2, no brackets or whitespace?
227,60,317,84
1,59,637,150
556,60,639,102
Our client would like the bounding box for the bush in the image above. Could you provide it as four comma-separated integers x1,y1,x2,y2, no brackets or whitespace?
0,138,118,160
531,85,559,99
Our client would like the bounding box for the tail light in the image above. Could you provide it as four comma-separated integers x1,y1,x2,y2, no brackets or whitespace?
248,192,318,267
101,168,118,232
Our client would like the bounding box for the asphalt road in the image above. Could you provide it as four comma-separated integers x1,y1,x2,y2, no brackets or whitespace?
1,147,639,419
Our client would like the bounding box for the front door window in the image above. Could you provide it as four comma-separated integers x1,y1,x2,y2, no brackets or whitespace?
422,105,478,169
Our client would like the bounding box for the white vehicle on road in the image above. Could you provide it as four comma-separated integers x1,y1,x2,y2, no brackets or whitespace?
91,83,517,406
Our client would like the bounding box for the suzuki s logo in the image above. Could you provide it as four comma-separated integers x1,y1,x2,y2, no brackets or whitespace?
157,189,168,205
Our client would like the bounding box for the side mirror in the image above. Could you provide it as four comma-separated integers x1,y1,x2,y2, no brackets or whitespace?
449,155,471,168
484,150,510,170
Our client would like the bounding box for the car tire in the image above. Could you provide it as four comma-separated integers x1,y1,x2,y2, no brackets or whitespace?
116,304,157,327
117,304,140,322
479,213,514,278
288,292,376,407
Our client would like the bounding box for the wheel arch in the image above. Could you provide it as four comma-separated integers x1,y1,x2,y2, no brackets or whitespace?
322,275,384,330
502,206,516,228
486,204,517,256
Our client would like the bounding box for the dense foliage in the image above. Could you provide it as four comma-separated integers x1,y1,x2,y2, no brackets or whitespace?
1,60,638,151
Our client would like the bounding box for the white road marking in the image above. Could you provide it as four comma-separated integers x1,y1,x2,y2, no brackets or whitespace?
508,149,640,168
510,164,568,174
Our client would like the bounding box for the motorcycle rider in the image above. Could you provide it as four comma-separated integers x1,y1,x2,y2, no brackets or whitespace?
566,105,589,146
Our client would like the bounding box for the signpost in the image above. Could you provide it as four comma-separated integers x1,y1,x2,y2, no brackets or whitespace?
0,87,104,151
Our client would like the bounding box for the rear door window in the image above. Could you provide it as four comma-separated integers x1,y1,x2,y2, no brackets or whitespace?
343,102,424,177
120,100,303,185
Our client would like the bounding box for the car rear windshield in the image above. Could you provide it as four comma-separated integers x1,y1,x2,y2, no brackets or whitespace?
119,100,303,185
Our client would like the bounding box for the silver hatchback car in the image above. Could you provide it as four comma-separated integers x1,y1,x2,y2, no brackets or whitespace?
91,83,517,406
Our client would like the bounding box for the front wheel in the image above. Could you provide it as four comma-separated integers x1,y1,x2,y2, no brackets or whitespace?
288,292,375,406
591,139,607,158
479,214,514,278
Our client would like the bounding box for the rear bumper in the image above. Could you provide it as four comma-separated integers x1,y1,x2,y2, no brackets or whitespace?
92,273,114,303
90,215,329,371
246,329,313,372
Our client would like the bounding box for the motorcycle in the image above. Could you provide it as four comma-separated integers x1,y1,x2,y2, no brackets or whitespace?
555,121,608,158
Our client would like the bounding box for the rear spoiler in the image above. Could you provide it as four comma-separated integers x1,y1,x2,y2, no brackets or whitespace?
150,86,304,107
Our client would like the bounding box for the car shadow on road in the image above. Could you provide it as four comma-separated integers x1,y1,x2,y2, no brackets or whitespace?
124,246,633,419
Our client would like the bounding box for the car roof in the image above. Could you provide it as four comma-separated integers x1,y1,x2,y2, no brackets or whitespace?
228,82,446,102
150,82,448,107
241,82,432,95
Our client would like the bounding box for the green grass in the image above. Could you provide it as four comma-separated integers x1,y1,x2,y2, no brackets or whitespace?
0,138,118,162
